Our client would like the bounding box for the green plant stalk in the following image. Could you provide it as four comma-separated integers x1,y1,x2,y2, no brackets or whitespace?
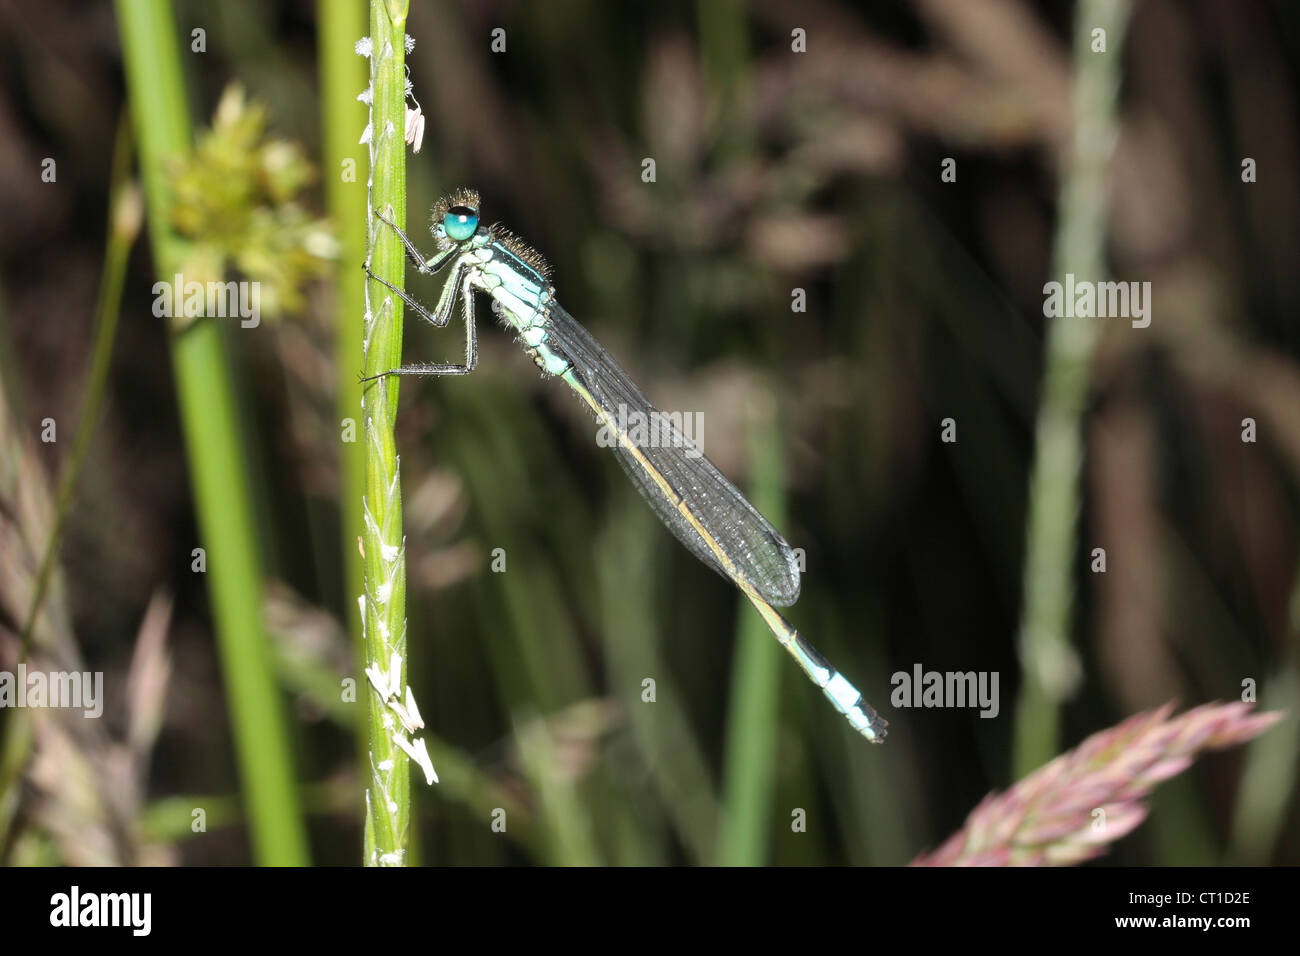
140,777,361,844
1228,672,1300,862
515,713,602,866
0,115,137,856
266,616,544,857
698,0,772,866
596,498,719,863
1229,557,1300,862
695,0,750,162
361,0,413,866
717,406,785,865
319,0,369,779
115,0,308,865
0,712,33,857
18,116,136,662
138,755,540,854
1012,0,1131,777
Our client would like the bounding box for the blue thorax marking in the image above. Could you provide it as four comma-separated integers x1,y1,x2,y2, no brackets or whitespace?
470,242,552,333
459,239,569,377
488,236,550,290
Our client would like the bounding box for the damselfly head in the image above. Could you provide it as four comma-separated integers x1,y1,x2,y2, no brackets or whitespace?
431,187,481,246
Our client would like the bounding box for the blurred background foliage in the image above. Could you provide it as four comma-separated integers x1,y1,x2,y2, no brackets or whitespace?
0,0,1297,865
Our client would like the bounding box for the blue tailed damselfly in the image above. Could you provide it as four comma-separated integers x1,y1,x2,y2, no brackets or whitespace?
362,188,887,742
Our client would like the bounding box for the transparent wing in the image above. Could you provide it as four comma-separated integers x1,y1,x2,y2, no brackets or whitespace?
544,302,801,606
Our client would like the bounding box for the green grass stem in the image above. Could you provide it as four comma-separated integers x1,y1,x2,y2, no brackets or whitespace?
1013,0,1132,777
115,0,309,865
318,0,370,801
717,401,786,865
360,0,414,866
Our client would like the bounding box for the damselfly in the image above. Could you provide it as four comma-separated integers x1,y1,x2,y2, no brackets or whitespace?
362,188,887,742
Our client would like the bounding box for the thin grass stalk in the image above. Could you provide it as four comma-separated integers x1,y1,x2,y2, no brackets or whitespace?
18,115,136,662
115,0,308,865
1228,671,1300,863
596,499,719,863
0,338,68,855
265,591,542,860
137,758,537,853
1012,0,1132,777
717,401,785,865
515,713,602,866
1228,557,1300,862
695,0,778,867
360,0,414,866
318,0,370,783
695,0,750,162
0,115,137,857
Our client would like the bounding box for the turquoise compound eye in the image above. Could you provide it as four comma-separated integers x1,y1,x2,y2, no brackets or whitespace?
444,205,479,241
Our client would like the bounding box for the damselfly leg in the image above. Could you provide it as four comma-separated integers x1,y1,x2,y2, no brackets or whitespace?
373,207,455,276
362,210,478,381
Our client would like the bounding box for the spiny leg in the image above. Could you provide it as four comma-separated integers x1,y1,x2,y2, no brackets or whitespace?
457,274,478,373
360,266,478,382
372,207,454,275
364,259,464,329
